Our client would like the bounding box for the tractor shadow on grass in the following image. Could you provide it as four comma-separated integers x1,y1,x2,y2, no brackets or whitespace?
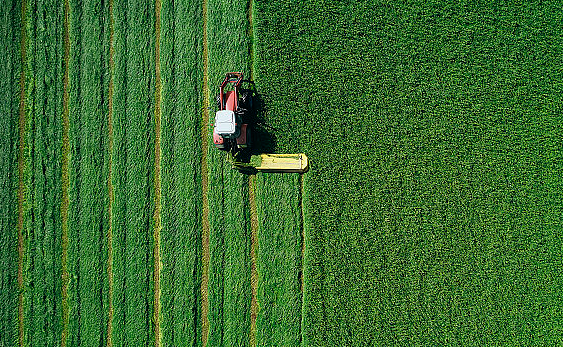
230,83,277,174
248,87,276,155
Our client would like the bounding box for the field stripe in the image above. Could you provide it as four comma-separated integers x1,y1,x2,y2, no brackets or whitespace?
201,0,210,344
248,176,258,347
153,0,162,344
60,0,70,344
17,0,27,345
247,2,258,346
0,0,21,344
106,0,115,344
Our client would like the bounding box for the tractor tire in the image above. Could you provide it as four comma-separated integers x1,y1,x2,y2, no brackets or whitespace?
215,94,221,110
240,90,253,111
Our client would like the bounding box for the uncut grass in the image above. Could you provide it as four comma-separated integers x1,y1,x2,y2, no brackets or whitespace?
206,0,253,345
159,0,203,345
254,0,563,345
254,173,302,347
0,0,21,345
111,0,156,345
67,0,110,345
21,0,64,345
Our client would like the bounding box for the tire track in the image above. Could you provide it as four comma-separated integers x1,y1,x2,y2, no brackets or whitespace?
153,0,162,345
247,1,258,346
17,0,27,345
60,0,70,345
201,0,210,345
106,0,115,344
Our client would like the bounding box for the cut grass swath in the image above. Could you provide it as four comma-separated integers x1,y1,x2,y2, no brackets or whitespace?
67,0,110,344
111,0,156,344
0,0,22,345
254,173,302,347
22,0,64,345
159,0,203,345
206,0,253,345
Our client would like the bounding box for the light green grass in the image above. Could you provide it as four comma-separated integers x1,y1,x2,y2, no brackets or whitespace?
0,0,21,345
159,0,203,345
254,0,563,345
111,0,156,345
254,173,302,347
67,0,110,345
22,0,64,345
206,0,253,345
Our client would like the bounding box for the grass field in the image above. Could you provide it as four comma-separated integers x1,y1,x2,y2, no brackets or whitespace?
2,0,563,346
253,0,563,345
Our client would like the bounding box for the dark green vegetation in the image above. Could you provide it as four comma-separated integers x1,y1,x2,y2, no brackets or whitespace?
22,0,65,345
205,0,253,345
111,0,156,345
159,0,203,345
253,0,563,345
67,0,110,344
254,173,303,347
0,0,21,345
4,0,563,346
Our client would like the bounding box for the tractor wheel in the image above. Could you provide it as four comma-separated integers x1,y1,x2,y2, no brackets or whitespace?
240,90,253,111
215,94,221,110
245,126,251,148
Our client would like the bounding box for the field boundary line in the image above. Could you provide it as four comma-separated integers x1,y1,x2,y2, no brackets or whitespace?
106,0,115,344
153,0,163,345
247,1,258,346
298,174,305,345
61,0,71,345
17,0,28,345
248,176,258,347
201,0,210,344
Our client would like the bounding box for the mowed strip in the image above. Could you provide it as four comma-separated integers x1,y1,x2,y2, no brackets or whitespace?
23,0,65,345
206,0,253,345
254,174,303,347
159,0,204,345
111,0,156,345
0,0,22,345
66,0,111,344
201,0,210,344
17,0,27,345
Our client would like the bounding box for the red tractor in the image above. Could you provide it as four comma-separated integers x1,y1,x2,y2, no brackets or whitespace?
213,72,252,152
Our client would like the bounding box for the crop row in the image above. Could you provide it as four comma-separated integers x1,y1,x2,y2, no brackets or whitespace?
254,173,303,347
159,0,203,345
111,0,157,345
253,0,563,345
205,0,253,345
0,0,22,345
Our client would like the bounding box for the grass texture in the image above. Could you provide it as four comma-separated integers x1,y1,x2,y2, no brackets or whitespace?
66,0,110,345
21,0,64,345
159,0,203,345
0,0,21,345
206,0,253,345
111,0,156,345
253,0,563,345
254,173,303,347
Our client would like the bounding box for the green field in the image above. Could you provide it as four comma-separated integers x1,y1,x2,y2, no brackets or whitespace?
1,0,563,346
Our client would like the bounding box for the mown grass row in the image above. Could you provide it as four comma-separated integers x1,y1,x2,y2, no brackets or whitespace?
254,0,563,345
66,0,111,345
206,0,253,345
159,0,203,345
111,0,156,345
0,0,21,345
254,173,303,347
20,0,65,345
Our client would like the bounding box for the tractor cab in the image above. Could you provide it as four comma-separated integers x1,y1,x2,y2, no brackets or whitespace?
214,110,240,139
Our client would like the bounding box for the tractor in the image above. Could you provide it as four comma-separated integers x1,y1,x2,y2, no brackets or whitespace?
213,72,252,152
212,72,308,173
